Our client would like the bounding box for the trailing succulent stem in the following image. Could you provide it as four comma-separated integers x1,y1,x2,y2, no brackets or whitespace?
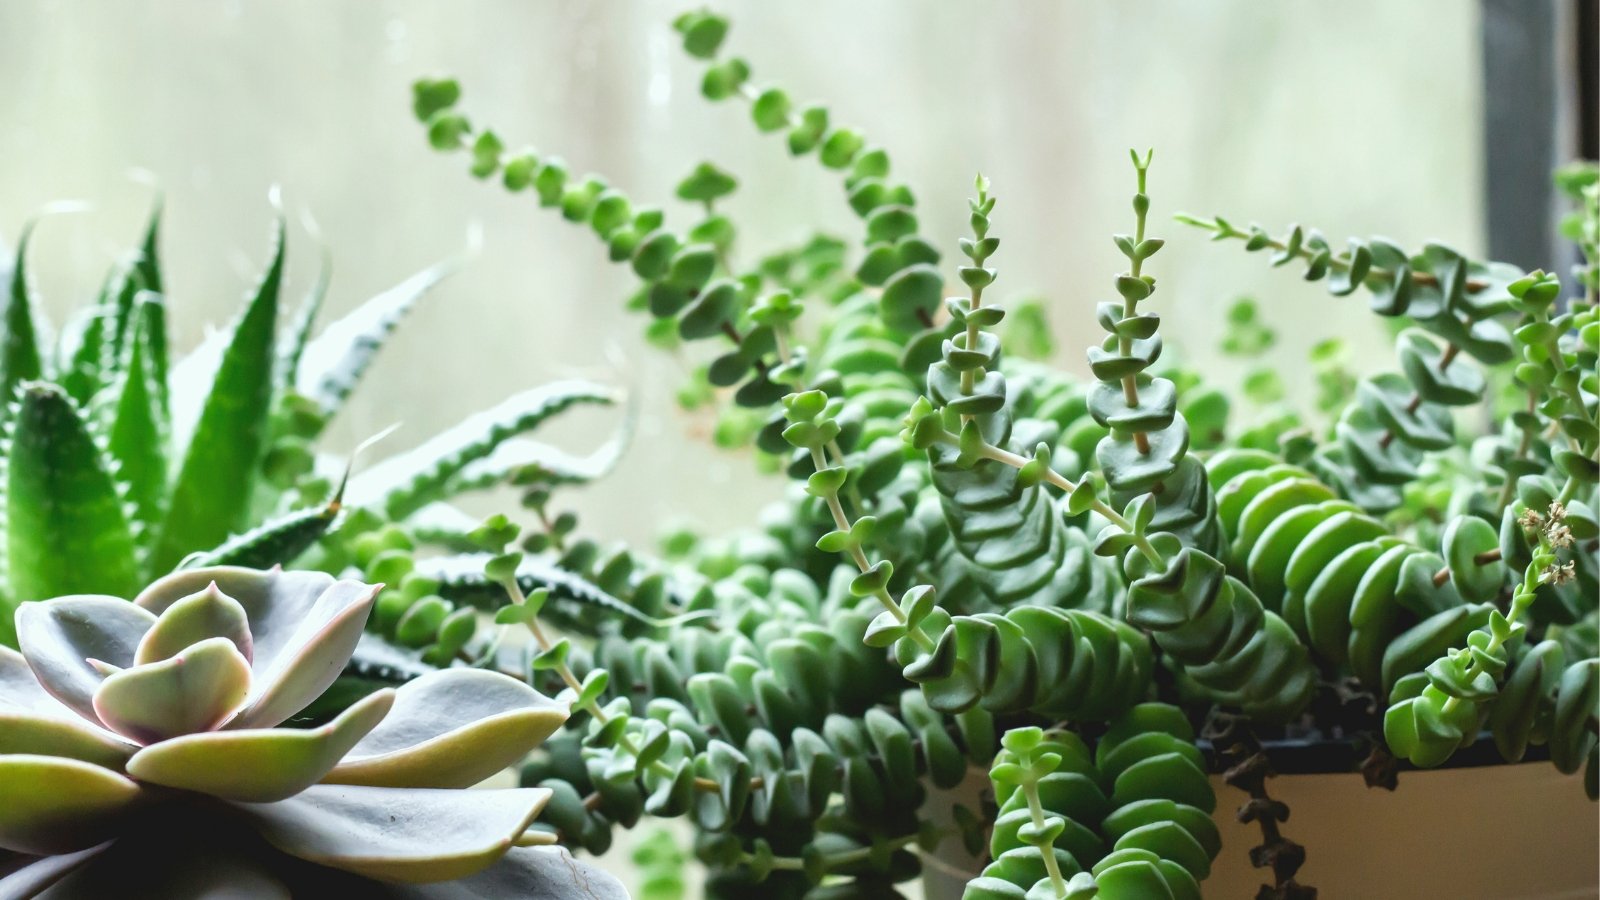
403,7,1600,898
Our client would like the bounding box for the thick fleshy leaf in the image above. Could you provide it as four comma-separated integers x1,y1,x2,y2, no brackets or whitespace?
56,302,113,408
126,688,394,803
388,846,628,900
1,222,45,417
6,383,142,607
325,669,566,789
0,647,133,768
92,637,251,744
104,298,169,536
0,755,142,855
0,842,110,899
134,567,379,728
276,241,331,396
133,583,253,665
346,380,617,521
0,647,72,717
235,784,550,884
32,840,290,900
294,257,458,424
15,598,155,725
152,219,283,573
0,714,133,772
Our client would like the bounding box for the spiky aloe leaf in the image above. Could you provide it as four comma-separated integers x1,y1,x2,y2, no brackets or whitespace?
152,220,284,573
101,264,139,378
168,323,228,450
134,287,170,426
443,433,627,495
293,258,457,425
57,303,116,407
4,382,140,635
415,552,665,628
402,502,483,553
178,476,343,571
347,380,616,521
118,202,164,351
343,633,438,688
1,223,46,416
277,242,332,395
104,297,168,541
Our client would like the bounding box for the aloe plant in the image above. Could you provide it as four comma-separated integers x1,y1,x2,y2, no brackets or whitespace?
0,207,619,650
0,565,624,897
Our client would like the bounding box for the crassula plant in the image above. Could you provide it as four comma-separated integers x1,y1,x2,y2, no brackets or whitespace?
389,7,1598,899
0,565,623,898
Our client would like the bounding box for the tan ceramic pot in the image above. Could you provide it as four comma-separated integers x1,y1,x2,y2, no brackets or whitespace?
920,762,1598,900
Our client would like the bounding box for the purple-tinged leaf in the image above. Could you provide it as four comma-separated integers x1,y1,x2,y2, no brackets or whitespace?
14,598,155,726
326,669,566,789
0,756,142,855
126,687,393,802
235,784,549,884
92,637,251,744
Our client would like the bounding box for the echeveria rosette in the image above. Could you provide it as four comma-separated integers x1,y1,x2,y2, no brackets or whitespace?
0,566,625,899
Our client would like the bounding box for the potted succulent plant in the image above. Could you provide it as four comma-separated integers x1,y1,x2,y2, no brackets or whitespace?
0,201,621,668
6,6,1593,899
0,565,624,897
390,8,1597,898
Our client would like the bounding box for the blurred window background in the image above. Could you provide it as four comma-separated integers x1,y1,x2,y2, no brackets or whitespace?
0,0,1590,553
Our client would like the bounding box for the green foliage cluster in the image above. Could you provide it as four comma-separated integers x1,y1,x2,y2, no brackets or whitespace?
399,11,1598,899
0,565,623,897
0,204,618,668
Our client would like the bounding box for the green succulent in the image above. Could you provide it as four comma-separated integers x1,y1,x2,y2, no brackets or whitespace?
411,8,1597,899
0,565,623,898
0,206,618,650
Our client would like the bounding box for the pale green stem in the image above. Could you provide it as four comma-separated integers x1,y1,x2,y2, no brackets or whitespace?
1439,545,1552,717
1021,774,1069,897
497,577,726,792
807,445,937,651
751,832,923,874
973,440,1165,568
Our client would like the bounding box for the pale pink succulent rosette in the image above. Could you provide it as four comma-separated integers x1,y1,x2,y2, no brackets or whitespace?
0,566,624,899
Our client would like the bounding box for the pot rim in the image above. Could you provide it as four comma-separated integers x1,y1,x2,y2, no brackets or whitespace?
1199,731,1548,776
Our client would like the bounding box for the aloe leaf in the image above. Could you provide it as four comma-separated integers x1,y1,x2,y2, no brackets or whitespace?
104,298,168,542
443,431,628,496
1,222,47,414
4,382,141,614
178,476,343,571
167,324,229,447
152,220,284,573
277,241,332,395
134,286,170,427
402,501,484,552
344,633,437,686
100,264,139,380
293,257,457,425
57,303,116,407
347,380,616,521
415,552,665,628
122,201,164,340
